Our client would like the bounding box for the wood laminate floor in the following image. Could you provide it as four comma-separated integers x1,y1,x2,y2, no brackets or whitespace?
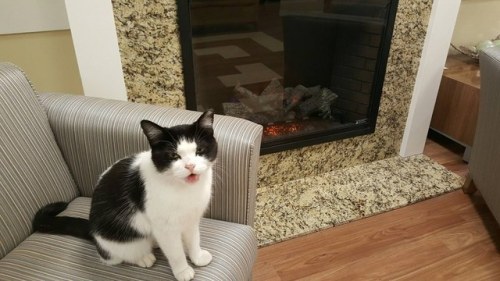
253,134,500,280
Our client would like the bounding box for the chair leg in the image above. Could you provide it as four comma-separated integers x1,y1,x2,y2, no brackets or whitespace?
462,173,477,194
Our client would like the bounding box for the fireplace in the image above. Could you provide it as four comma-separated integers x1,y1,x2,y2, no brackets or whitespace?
178,0,399,154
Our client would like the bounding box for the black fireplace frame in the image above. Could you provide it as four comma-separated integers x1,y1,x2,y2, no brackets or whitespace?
176,0,399,155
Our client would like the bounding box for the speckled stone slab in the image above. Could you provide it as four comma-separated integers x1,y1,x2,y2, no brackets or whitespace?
112,0,186,108
254,154,464,247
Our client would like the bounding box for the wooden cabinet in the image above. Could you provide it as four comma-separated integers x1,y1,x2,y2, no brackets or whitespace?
430,55,480,147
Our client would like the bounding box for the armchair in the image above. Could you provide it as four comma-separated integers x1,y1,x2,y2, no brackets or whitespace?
462,46,500,224
0,63,262,280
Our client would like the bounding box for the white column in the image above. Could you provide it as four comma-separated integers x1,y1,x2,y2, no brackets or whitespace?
399,0,461,157
64,0,127,101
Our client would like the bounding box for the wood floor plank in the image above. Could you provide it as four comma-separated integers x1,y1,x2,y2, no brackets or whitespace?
257,193,477,280
312,219,494,281
395,242,500,281
253,137,500,280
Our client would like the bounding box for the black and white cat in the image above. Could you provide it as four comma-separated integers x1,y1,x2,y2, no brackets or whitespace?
33,110,217,281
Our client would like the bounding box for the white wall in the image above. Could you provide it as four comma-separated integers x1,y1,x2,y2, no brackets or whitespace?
451,0,500,47
399,0,461,157
0,0,69,34
65,0,127,101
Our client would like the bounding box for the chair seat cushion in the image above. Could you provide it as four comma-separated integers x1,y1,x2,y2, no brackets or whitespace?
0,197,257,281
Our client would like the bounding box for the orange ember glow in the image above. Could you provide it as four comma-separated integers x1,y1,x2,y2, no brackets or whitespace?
264,123,305,137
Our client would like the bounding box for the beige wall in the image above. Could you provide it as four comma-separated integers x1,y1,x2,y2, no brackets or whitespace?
0,30,83,95
451,0,500,47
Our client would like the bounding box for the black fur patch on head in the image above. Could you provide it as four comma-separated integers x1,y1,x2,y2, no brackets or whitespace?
140,110,218,172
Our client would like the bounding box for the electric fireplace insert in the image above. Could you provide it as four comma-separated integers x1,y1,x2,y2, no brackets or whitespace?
178,0,399,154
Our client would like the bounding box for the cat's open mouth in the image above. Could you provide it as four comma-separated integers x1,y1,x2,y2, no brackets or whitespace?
186,173,200,183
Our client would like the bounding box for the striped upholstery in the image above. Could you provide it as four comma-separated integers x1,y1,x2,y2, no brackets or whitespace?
469,47,500,223
0,63,78,259
0,62,260,279
39,93,263,226
0,197,258,281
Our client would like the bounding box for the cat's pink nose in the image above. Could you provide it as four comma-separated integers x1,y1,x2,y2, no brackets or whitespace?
185,164,195,173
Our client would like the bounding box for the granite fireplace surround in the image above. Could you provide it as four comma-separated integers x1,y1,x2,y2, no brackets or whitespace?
112,0,432,182
111,1,462,244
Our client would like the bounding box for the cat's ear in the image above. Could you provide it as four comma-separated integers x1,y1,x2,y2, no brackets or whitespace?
140,120,164,146
196,110,214,129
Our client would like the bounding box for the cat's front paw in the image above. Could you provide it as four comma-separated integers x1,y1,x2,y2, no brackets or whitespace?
173,266,195,281
135,253,156,268
191,249,212,267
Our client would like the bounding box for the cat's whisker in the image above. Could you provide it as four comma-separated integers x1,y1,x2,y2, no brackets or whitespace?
213,162,228,175
211,165,230,194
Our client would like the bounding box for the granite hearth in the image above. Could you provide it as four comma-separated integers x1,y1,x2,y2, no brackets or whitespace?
255,154,463,246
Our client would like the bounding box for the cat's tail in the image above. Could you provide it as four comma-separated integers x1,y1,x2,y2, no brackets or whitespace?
33,202,92,241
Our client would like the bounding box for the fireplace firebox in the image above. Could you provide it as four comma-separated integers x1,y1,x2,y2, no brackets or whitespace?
178,0,399,154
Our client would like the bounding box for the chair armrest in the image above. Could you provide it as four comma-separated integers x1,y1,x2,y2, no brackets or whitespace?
469,47,500,223
38,93,263,226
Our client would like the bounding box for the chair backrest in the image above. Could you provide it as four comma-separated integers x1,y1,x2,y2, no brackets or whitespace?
0,63,79,259
470,47,500,223
39,93,262,226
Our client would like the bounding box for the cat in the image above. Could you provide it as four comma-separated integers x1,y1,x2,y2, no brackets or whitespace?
33,110,217,281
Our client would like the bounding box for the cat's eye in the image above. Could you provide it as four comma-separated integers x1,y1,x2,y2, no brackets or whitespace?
196,147,205,155
167,152,180,160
